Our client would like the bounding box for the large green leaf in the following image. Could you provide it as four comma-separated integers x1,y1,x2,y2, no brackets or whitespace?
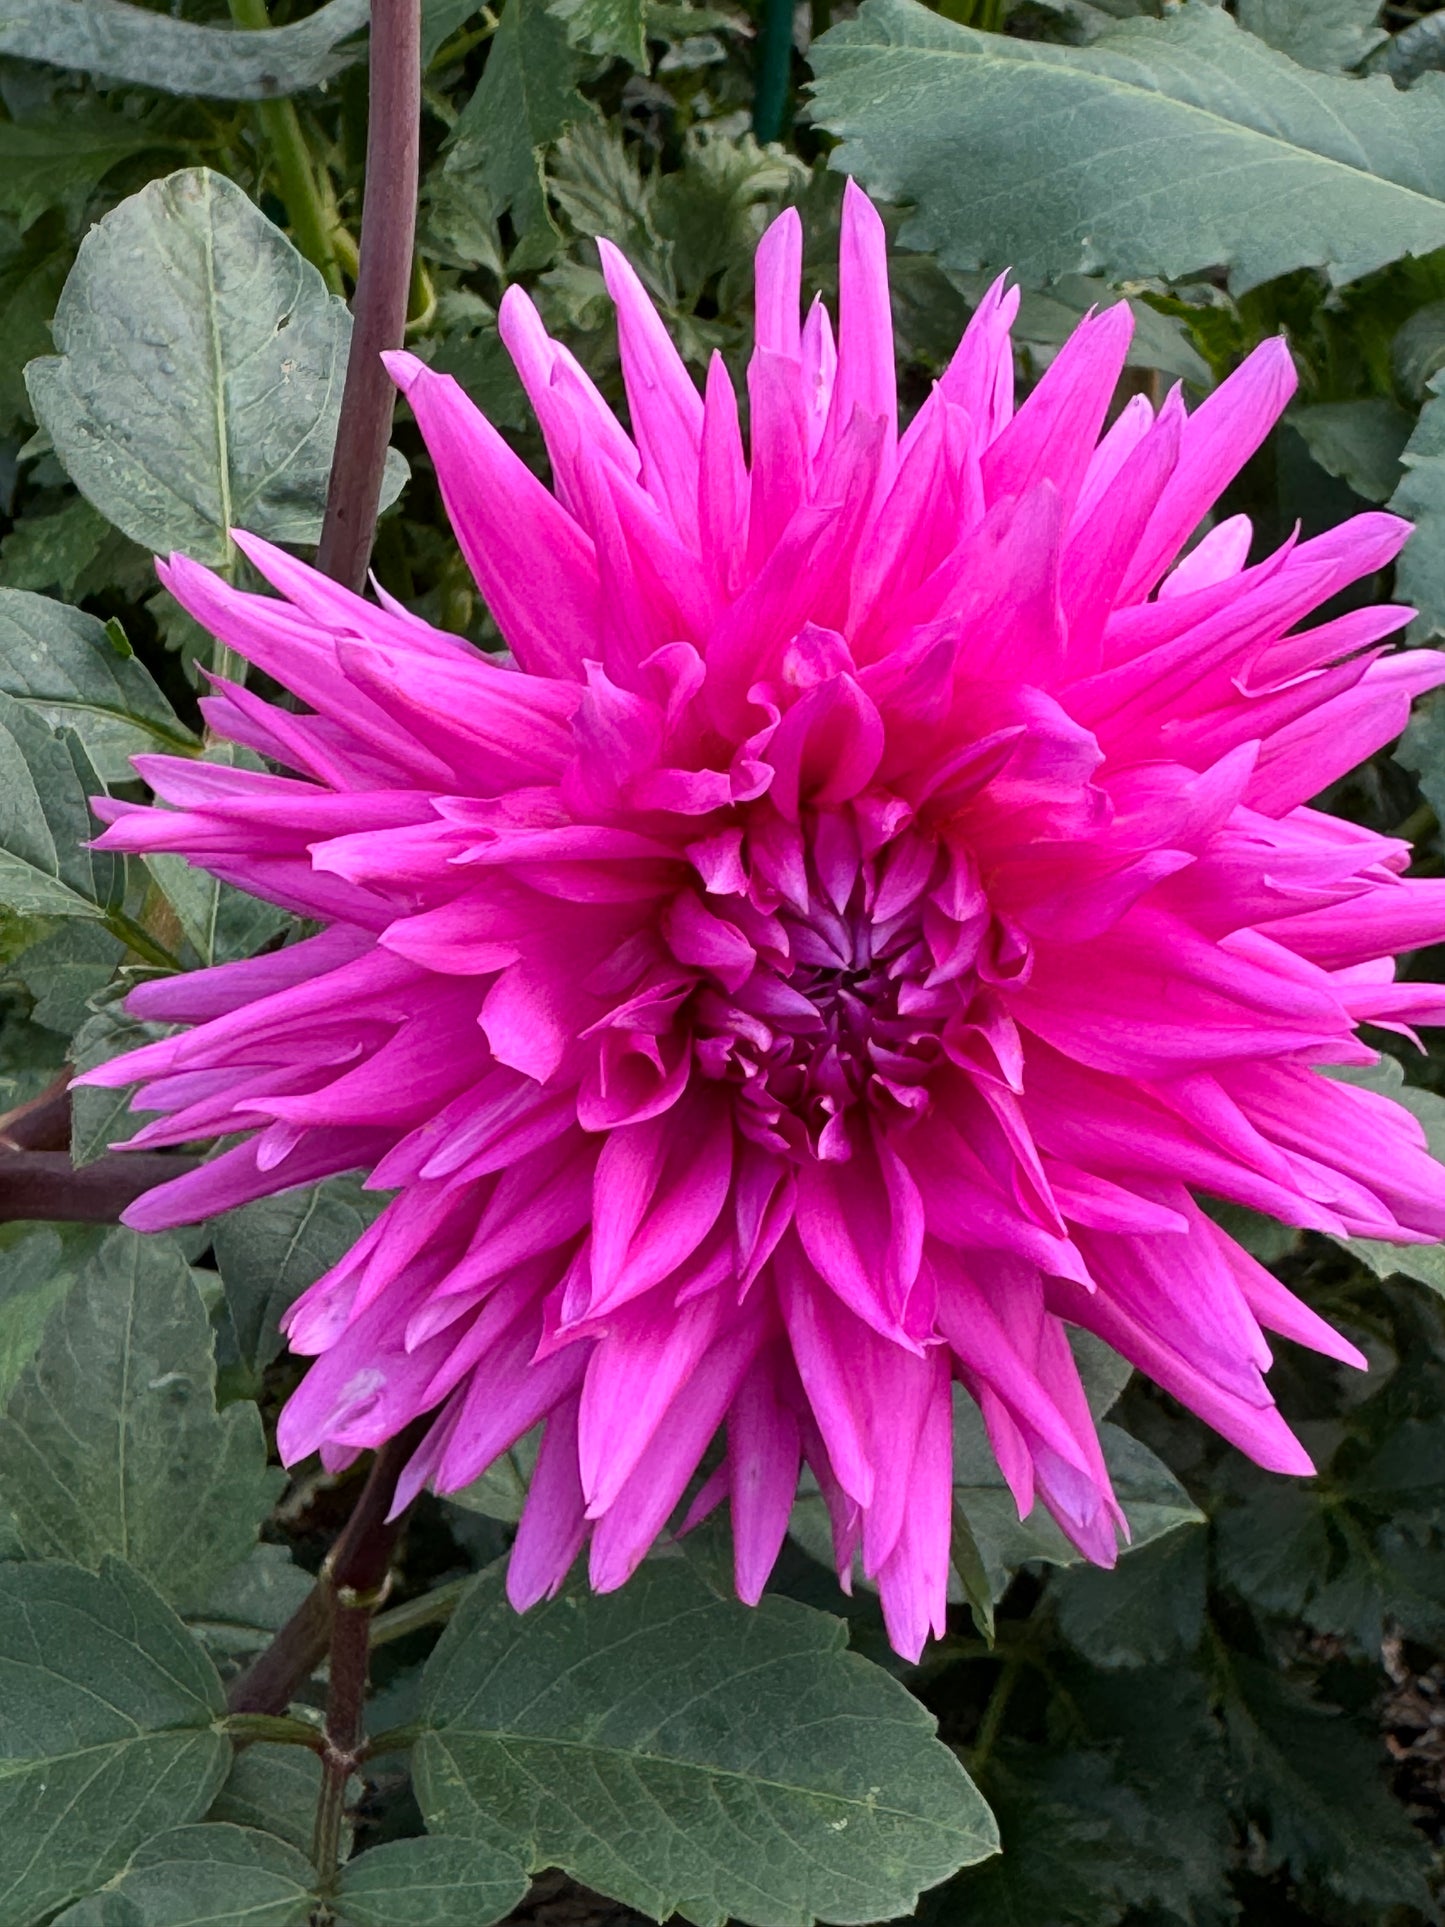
1237,0,1386,73
1291,397,1413,504
205,1748,327,1856
26,168,405,570
444,0,590,270
1050,1524,1208,1668
0,587,195,783
415,1561,997,1927
13,921,125,1035
0,684,120,921
808,0,1445,293
67,999,165,1166
0,1559,231,1927
337,1837,530,1927
0,1226,77,1405
0,0,369,98
50,1825,314,1927
1391,367,1445,642
212,1174,385,1376
187,1543,315,1661
0,1227,279,1611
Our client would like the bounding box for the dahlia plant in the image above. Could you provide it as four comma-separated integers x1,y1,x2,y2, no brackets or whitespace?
82,184,1445,1661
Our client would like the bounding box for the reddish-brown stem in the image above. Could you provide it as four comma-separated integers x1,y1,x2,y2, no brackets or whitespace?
315,0,422,592
226,1420,428,1717
0,1148,200,1224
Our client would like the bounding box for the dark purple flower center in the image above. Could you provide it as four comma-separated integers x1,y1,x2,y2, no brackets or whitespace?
688,829,963,1162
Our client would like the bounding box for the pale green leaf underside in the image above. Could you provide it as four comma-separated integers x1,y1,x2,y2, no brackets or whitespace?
0,0,369,99
808,0,1445,293
27,167,404,569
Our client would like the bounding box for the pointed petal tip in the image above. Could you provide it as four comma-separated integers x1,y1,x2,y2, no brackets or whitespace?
381,348,425,396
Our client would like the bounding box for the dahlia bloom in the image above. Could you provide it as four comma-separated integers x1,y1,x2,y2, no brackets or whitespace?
82,184,1445,1660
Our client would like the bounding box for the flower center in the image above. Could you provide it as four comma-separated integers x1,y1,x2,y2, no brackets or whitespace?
687,823,970,1163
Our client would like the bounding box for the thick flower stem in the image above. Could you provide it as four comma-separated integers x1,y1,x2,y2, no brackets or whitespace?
226,1420,427,1716
312,1585,377,1885
315,0,422,593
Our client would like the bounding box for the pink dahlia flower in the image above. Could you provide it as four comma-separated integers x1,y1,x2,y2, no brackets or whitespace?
82,184,1445,1659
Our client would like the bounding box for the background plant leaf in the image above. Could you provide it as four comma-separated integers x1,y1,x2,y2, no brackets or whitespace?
0,0,369,99
50,1824,315,1927
1237,0,1386,74
212,1174,387,1377
335,1836,530,1927
0,587,195,783
0,685,121,920
0,1558,231,1927
26,167,406,569
443,0,590,271
416,1559,998,1927
0,1226,279,1610
808,0,1445,294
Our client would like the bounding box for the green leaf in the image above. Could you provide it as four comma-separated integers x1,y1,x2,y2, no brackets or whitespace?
1292,397,1413,503
145,793,291,967
944,1747,1140,1927
50,1824,315,1927
951,1404,1201,1602
0,229,68,437
0,0,369,98
808,0,1445,294
549,0,648,68
0,1225,75,1404
0,495,151,605
1215,1483,1332,1616
1392,298,1445,404
1391,368,1445,642
26,167,406,570
0,1558,231,1927
187,1543,315,1659
0,587,195,782
0,685,120,921
1237,0,1386,73
13,921,125,1033
206,1747,328,1857
444,0,590,271
213,1174,386,1376
1072,1328,1132,1418
424,0,482,65
1051,1524,1207,1668
446,1432,540,1524
1225,1656,1433,1909
67,1000,166,1165
336,1837,530,1927
415,1560,997,1927
0,1226,279,1611
0,112,181,236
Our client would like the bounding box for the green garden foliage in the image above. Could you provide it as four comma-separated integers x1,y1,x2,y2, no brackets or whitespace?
2,1,1445,1923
